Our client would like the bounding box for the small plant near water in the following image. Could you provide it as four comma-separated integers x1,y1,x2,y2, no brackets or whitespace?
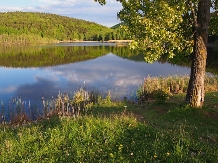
39,88,100,120
153,89,170,104
0,87,110,124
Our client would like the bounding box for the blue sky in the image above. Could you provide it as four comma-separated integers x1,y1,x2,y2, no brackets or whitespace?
0,0,122,27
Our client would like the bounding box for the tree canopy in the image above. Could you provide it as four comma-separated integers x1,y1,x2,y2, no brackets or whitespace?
98,0,217,63
96,0,218,107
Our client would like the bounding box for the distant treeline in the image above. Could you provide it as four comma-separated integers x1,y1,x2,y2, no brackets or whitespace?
0,12,129,44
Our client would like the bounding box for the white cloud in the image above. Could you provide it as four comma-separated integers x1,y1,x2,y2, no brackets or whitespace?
0,6,23,11
0,0,121,26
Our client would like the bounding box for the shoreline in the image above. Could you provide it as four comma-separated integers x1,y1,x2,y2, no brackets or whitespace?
0,40,132,46
0,40,217,48
59,40,133,43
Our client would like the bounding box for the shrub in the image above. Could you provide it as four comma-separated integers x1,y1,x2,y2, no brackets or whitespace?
152,89,170,104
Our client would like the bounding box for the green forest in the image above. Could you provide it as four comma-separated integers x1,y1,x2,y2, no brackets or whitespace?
0,12,129,45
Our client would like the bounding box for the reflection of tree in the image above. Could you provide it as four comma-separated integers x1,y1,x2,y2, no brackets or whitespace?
206,48,218,75
158,48,218,75
0,45,143,67
0,45,217,75
110,46,145,61
112,46,218,76
0,45,111,67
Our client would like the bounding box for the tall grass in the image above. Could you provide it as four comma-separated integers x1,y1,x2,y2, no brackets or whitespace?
138,75,218,104
143,75,218,94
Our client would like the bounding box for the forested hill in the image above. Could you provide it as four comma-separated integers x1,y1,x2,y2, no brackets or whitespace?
0,12,128,44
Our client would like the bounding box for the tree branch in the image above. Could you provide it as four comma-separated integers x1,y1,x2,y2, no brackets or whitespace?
189,0,198,28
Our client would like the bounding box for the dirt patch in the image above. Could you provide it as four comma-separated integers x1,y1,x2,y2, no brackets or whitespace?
203,109,218,120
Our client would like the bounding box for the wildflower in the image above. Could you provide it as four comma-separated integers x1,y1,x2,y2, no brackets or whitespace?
154,155,157,158
167,152,170,156
130,152,134,156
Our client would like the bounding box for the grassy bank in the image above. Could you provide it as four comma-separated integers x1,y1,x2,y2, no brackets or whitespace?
0,90,218,162
0,76,218,162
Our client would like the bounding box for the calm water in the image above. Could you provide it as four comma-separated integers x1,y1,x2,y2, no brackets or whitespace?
0,43,192,107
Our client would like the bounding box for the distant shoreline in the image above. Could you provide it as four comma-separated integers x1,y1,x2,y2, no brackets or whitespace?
0,40,132,46
59,40,133,43
1,40,217,48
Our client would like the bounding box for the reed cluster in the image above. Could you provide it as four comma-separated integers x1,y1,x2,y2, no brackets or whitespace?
0,88,111,125
138,75,218,104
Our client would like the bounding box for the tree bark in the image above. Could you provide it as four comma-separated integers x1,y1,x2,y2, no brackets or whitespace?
186,0,211,107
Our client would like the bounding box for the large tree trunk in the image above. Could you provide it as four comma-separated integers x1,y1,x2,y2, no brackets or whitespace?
186,0,210,107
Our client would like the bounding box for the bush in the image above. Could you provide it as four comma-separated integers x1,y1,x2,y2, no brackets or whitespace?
153,89,170,104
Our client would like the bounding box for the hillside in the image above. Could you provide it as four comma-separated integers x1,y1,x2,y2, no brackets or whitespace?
0,12,128,44
111,22,125,29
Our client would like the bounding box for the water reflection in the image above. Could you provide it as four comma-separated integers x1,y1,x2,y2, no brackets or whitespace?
0,54,190,103
0,43,217,111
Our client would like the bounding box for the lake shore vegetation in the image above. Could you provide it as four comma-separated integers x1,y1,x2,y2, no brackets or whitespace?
0,75,218,162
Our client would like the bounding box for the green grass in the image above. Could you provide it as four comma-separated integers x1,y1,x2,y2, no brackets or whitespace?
0,92,218,162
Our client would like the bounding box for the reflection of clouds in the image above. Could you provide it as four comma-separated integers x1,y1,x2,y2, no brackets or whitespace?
63,70,81,83
115,77,141,87
1,52,191,103
37,54,190,100
0,86,17,94
35,70,61,82
15,77,60,100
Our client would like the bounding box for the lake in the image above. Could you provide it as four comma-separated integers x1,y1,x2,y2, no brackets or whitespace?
0,43,217,118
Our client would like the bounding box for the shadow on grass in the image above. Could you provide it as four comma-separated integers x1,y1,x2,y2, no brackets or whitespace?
1,92,218,162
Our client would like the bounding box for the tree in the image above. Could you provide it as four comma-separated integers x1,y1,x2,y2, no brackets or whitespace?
96,0,217,107
186,1,211,107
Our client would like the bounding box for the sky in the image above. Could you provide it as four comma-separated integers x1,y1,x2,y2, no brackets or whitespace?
0,0,122,27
